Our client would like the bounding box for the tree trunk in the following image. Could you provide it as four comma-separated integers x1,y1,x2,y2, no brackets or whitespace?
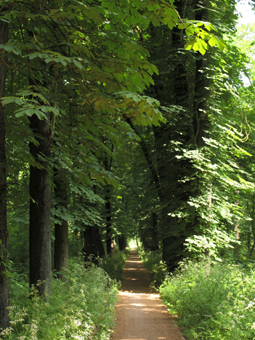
54,170,69,279
0,16,9,332
29,114,51,296
151,212,159,251
118,235,126,251
83,225,98,264
81,184,105,263
105,186,112,255
94,224,105,258
103,143,114,256
142,18,197,270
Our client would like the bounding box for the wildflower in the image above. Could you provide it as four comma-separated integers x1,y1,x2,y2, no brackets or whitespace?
245,300,255,309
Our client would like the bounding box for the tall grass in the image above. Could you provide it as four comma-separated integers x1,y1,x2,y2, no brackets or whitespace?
1,257,119,340
160,259,255,339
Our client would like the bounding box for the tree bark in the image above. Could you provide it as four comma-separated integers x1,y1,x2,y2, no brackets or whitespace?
105,185,112,255
103,144,114,255
83,224,105,264
83,225,98,264
29,114,51,296
149,20,192,270
151,212,159,251
94,224,105,258
54,170,69,279
118,235,126,251
82,185,105,263
0,16,9,332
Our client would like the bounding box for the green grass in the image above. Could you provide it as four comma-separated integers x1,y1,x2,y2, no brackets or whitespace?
2,257,119,340
160,259,255,339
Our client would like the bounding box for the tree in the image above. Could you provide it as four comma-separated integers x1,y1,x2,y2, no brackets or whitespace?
0,11,9,330
29,113,52,295
53,169,69,279
0,0,227,331
118,0,249,269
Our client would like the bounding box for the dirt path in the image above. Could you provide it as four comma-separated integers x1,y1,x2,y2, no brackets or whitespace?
110,250,185,340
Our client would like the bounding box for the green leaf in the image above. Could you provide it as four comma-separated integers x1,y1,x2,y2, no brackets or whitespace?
14,98,24,105
208,35,226,50
0,44,21,55
60,59,67,66
178,23,186,29
73,59,83,69
2,97,18,105
184,40,196,51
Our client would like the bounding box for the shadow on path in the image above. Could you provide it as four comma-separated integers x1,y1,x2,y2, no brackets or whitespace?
120,250,152,293
110,249,184,340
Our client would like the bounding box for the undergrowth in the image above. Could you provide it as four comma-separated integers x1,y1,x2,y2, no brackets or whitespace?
138,248,167,285
1,257,119,340
160,259,255,339
99,249,130,281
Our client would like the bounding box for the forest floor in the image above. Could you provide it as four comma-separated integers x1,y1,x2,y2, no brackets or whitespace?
110,249,185,340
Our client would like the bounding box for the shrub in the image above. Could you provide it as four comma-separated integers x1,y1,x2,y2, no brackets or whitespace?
160,259,255,339
1,257,119,340
99,249,130,281
138,248,167,285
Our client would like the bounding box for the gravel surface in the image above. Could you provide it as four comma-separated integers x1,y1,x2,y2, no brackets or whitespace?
110,250,185,340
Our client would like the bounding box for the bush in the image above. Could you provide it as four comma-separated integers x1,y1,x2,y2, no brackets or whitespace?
99,249,130,281
138,248,167,285
1,258,119,340
160,259,255,339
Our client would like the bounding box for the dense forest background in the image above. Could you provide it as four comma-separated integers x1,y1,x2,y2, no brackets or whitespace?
1,0,255,338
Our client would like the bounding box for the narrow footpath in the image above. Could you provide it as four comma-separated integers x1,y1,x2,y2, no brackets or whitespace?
110,249,185,340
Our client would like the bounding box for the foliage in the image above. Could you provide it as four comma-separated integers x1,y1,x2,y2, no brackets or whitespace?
1,258,118,340
179,123,252,260
1,0,255,334
138,248,167,285
7,205,29,274
99,249,130,281
112,0,247,271
160,260,255,339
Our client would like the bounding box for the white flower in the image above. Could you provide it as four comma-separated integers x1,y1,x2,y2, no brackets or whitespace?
74,320,82,326
245,300,255,309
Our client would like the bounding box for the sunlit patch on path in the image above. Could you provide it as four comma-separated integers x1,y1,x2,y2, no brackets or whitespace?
110,250,185,340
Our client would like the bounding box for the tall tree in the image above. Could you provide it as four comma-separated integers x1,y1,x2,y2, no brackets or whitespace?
54,169,69,279
120,0,247,268
0,10,9,330
29,113,52,295
0,0,227,313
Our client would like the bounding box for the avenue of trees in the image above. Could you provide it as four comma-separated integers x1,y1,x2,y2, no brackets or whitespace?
0,0,255,335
